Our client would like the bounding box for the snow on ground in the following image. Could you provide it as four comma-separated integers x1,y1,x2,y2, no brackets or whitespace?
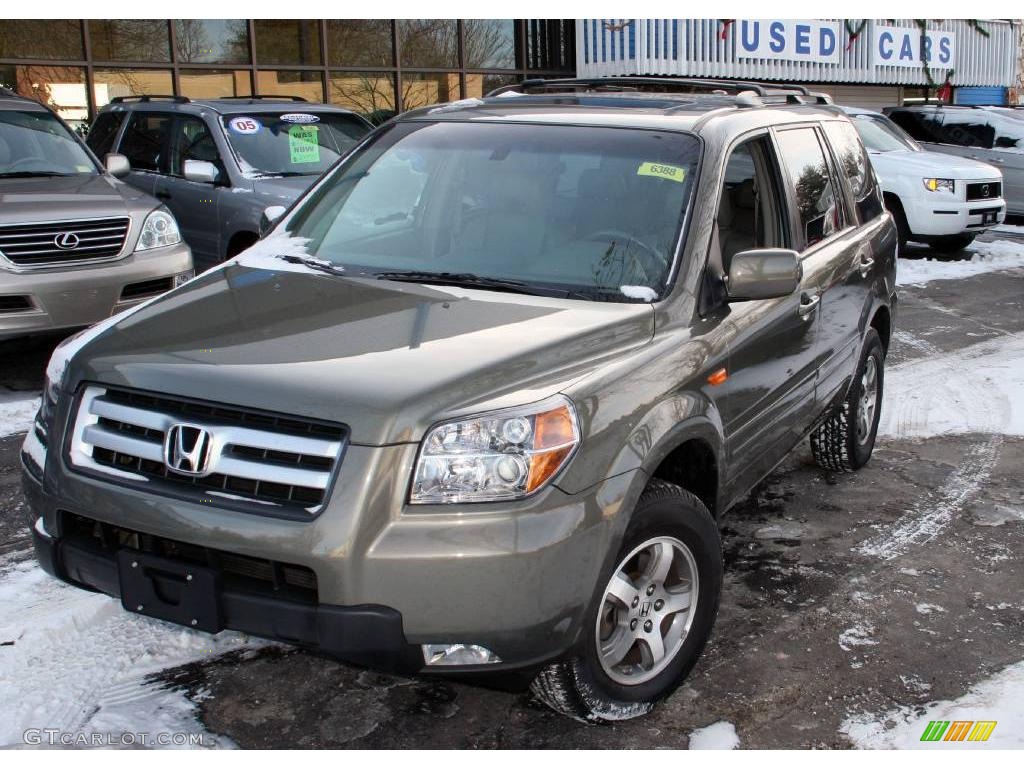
688,721,740,749
0,391,39,439
842,661,1024,749
0,560,261,748
897,239,1024,286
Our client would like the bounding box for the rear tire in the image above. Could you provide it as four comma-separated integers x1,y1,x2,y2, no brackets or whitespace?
530,480,722,722
927,234,976,255
810,329,884,473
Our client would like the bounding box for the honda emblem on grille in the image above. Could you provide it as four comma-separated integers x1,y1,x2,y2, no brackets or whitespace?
164,424,213,476
982,184,990,197
54,232,80,250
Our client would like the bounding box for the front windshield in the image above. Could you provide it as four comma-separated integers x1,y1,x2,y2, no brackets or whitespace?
223,111,369,177
0,109,99,178
851,114,920,153
285,121,700,301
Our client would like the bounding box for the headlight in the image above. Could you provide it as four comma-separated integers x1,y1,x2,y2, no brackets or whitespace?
135,208,182,251
410,395,580,504
923,178,955,193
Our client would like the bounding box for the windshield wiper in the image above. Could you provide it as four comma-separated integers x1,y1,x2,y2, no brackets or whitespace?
0,171,78,178
371,270,553,296
275,254,347,276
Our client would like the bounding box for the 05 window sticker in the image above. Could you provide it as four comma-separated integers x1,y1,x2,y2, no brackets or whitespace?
228,117,261,134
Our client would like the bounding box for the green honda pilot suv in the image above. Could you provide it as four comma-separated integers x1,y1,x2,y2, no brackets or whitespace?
23,78,897,721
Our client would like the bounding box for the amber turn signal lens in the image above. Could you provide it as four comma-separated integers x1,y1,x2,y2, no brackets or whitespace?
526,445,574,493
707,368,728,386
534,404,576,450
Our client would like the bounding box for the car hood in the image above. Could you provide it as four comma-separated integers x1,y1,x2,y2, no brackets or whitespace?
0,174,153,225
250,175,319,203
868,149,1002,179
67,265,655,445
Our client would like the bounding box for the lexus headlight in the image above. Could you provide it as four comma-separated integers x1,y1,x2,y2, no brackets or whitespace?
135,208,182,251
923,178,955,194
411,395,580,504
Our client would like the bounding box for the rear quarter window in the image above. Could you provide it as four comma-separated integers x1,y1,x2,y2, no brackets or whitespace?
822,121,884,224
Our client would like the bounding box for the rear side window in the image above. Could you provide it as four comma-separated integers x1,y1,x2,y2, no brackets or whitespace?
86,112,124,158
937,113,993,148
774,127,843,250
120,112,173,173
822,121,884,224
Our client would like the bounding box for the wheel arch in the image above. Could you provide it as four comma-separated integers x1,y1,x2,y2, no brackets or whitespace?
869,304,892,357
225,230,259,259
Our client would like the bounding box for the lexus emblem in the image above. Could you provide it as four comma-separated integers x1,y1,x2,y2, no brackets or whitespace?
54,232,80,250
164,424,213,476
981,184,990,197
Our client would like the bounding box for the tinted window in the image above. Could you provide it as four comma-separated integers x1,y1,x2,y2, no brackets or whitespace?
120,113,173,173
888,110,945,143
938,113,993,148
718,139,787,269
86,112,125,158
288,122,701,301
775,127,842,249
822,121,884,224
172,116,222,177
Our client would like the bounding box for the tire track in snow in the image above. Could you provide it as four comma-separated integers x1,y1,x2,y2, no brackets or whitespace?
859,331,1010,560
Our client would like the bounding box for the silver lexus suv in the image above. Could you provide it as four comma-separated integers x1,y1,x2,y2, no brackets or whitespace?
0,89,193,340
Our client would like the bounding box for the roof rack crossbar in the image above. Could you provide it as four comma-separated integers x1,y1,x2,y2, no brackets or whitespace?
218,95,308,102
485,77,772,97
109,95,190,104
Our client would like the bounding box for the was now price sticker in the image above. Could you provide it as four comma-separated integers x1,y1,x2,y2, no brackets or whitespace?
288,125,320,164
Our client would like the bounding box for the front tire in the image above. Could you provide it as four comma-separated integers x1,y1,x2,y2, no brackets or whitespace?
531,481,722,722
927,234,976,256
810,329,884,473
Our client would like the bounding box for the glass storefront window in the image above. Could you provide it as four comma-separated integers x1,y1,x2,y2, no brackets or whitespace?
89,20,170,62
401,72,460,111
93,68,174,108
253,20,321,66
464,20,516,69
180,69,252,99
327,20,392,67
173,20,250,64
255,70,323,103
329,71,395,125
0,20,83,60
0,65,88,131
465,73,519,100
398,20,457,68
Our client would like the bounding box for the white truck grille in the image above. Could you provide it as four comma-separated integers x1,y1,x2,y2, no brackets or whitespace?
68,385,346,516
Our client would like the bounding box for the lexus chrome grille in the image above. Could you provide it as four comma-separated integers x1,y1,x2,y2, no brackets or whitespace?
0,217,131,268
68,385,346,516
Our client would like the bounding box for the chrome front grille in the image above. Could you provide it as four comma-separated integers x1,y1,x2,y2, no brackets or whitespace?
68,385,347,516
0,217,130,267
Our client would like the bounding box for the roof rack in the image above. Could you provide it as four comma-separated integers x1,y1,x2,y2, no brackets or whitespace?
218,95,308,102
485,77,833,105
109,95,190,104
0,86,18,97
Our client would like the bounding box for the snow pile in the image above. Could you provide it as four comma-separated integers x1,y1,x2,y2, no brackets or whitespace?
0,561,260,748
688,721,740,749
0,392,39,438
897,239,1024,286
842,661,1024,749
230,233,317,274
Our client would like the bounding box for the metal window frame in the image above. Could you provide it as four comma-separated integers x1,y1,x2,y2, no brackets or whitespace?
0,19,576,122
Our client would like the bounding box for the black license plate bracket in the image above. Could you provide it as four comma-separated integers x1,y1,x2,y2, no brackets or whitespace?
117,550,222,633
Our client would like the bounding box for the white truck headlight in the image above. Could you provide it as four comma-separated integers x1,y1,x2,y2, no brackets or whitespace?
923,178,955,194
410,395,580,504
135,208,182,251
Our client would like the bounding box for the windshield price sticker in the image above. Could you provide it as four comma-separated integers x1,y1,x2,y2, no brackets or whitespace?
228,117,261,134
288,125,320,164
280,113,320,124
637,162,687,183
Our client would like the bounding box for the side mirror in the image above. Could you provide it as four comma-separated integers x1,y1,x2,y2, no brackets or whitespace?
183,159,219,184
259,205,287,237
104,153,130,179
727,248,802,301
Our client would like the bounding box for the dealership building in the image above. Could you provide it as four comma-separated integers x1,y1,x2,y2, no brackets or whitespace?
0,18,1019,130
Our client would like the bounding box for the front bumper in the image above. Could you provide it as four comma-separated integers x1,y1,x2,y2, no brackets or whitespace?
0,242,192,340
22,432,639,675
904,193,1006,237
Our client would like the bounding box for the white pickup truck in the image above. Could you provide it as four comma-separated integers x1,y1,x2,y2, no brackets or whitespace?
840,106,1005,254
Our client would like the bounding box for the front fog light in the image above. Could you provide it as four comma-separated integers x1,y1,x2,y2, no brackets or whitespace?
410,395,580,504
422,644,502,666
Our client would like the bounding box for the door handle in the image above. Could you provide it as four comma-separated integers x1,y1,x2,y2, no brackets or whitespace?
798,292,820,319
858,254,875,277
155,190,171,200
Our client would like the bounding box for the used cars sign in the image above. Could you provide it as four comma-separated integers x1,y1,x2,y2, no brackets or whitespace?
736,20,842,65
873,24,955,68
